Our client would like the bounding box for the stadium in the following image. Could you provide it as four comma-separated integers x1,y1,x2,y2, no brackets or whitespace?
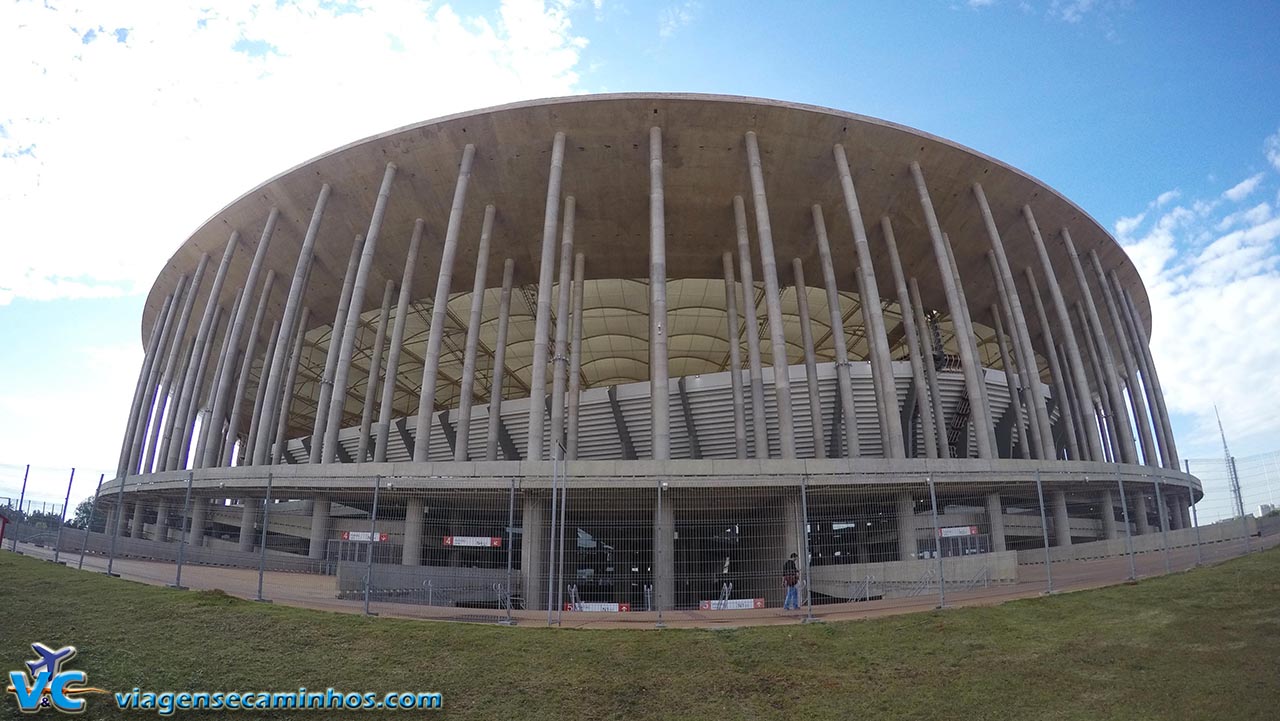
94,93,1206,616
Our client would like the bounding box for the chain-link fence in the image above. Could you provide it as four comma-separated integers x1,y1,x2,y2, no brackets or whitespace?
5,457,1277,628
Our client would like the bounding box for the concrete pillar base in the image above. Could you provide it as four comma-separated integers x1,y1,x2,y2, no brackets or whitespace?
308,495,331,560
403,497,424,566
1052,490,1072,547
986,492,1007,552
238,500,257,553
521,494,547,611
896,492,916,561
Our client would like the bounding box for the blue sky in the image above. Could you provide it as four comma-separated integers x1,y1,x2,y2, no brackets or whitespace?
2,0,1278,516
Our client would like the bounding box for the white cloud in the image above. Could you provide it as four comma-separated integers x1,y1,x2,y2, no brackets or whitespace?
1155,188,1180,207
1114,212,1145,238
1215,202,1272,232
659,1,699,38
1266,128,1280,171
1052,0,1097,23
1223,172,1265,202
0,0,587,307
967,0,997,7
1116,135,1280,458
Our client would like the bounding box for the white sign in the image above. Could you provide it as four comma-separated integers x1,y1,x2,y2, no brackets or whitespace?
563,602,631,612
342,531,388,542
939,525,979,538
442,535,503,548
699,598,766,611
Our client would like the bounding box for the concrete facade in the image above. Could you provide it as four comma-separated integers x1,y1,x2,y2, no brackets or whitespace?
104,94,1201,613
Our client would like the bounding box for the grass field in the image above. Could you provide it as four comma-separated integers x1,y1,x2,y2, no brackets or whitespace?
2,549,1278,720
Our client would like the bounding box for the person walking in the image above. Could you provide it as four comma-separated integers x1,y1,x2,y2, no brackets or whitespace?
782,552,800,610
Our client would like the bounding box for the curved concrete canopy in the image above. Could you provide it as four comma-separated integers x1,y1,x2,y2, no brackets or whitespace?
140,92,1150,356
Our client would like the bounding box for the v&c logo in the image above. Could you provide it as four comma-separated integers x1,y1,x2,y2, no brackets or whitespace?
6,643,108,714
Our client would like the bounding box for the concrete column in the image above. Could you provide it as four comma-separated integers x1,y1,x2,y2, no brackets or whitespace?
375,221,425,463
527,132,567,462
722,252,748,458
244,318,280,465
1078,304,1120,460
1022,207,1104,461
1095,396,1116,466
485,259,517,461
204,210,279,468
910,278,950,458
223,269,277,466
986,492,1006,552
1001,282,1046,455
1133,490,1151,535
403,497,424,566
1116,276,1179,469
311,236,365,463
128,500,144,538
146,256,210,473
654,490,676,611
986,254,1041,459
792,259,825,458
154,497,170,542
1052,490,1072,547
836,148,903,457
1026,269,1084,460
329,163,399,463
127,289,180,475
910,162,994,459
1090,252,1157,466
974,184,1054,459
1058,343,1088,461
1062,229,1137,465
744,132,795,458
357,281,395,462
411,146,485,461
184,296,236,470
521,494,547,610
238,501,257,553
881,218,937,459
733,197,769,458
1180,495,1192,529
944,231,997,456
116,295,172,479
566,253,586,460
1100,489,1118,540
253,184,331,465
549,196,577,460
271,307,310,464
812,205,860,458
164,232,238,472
896,492,916,561
990,306,1029,459
455,205,496,461
1167,494,1183,530
188,498,206,547
649,127,670,461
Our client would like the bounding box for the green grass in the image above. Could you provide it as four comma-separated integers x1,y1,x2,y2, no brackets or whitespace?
3,550,1279,720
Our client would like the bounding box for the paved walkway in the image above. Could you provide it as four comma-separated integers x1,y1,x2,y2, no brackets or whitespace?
10,532,1276,630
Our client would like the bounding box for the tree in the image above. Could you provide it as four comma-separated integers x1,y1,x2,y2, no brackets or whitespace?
70,497,106,532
